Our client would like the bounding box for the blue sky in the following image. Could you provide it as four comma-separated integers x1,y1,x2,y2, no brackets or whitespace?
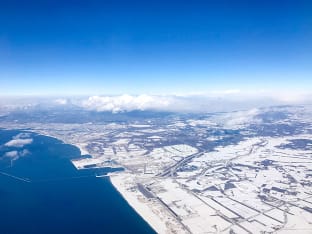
0,0,311,96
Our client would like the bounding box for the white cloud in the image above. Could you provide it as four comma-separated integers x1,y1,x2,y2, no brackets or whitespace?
211,89,241,95
81,94,172,113
221,108,261,128
13,132,31,139
79,94,282,113
4,151,18,158
20,149,30,157
5,138,33,148
54,98,68,105
1,90,311,114
3,149,30,162
270,91,312,103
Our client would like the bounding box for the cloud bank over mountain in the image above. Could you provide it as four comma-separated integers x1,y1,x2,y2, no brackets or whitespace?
81,95,173,113
0,91,311,113
79,92,312,113
80,94,253,113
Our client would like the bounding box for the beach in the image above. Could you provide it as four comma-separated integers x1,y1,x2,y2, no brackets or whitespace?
110,173,187,234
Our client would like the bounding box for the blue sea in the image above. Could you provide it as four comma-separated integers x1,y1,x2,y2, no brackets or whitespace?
0,129,155,234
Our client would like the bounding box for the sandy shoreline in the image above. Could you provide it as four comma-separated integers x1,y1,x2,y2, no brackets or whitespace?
109,173,167,234
73,142,89,156
109,173,187,234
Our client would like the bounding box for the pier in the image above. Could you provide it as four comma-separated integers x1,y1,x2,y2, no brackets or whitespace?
0,171,31,183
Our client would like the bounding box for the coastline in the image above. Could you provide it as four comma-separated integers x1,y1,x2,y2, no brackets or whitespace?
109,173,187,234
41,133,90,157
18,131,183,233
109,173,166,234
73,142,89,156
63,137,168,233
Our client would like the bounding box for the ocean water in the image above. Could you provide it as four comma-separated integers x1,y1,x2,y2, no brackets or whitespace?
0,129,155,234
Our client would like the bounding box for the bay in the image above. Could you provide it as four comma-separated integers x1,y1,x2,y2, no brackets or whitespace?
0,129,155,234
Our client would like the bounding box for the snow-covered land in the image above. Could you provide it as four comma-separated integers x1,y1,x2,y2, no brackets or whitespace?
1,105,312,233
